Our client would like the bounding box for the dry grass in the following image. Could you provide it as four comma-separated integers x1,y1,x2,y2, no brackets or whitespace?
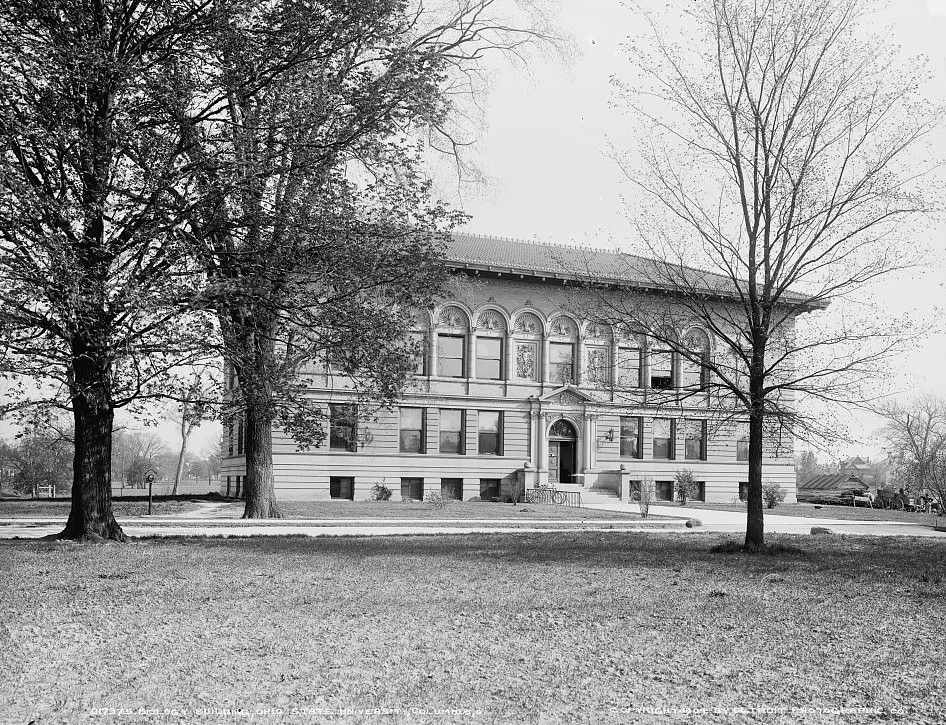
0,499,202,519
251,500,647,521
686,502,941,524
2,533,945,724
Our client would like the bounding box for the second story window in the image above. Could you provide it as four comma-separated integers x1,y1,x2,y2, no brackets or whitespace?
399,407,426,453
329,404,358,452
617,347,641,389
549,342,574,384
476,337,503,380
437,334,465,378
650,350,674,389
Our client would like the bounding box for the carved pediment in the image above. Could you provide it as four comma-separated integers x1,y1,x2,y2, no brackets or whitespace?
539,384,599,406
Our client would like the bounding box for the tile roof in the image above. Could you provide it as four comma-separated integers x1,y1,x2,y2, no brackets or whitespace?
445,233,822,308
797,473,867,491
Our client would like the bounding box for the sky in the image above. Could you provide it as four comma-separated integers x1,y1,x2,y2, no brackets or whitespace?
435,0,946,459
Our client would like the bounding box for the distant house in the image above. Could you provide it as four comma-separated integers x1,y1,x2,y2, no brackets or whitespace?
797,473,867,502
839,456,878,487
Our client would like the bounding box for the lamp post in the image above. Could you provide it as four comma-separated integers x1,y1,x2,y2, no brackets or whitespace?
145,469,156,515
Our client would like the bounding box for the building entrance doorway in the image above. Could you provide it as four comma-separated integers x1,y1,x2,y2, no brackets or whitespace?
548,419,578,484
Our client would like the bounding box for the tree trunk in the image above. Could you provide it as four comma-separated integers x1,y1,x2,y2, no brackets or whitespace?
58,347,126,542
243,403,281,518
744,378,765,552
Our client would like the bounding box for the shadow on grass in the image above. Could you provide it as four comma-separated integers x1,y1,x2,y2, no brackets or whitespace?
98,530,946,580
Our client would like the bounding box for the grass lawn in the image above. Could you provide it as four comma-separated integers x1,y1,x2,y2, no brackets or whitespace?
2,533,944,724
235,500,649,521
685,502,942,524
0,499,201,519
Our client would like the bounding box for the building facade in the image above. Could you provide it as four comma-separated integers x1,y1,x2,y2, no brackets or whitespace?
221,235,797,504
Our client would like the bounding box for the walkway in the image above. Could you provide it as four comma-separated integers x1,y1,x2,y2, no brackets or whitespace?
583,498,946,538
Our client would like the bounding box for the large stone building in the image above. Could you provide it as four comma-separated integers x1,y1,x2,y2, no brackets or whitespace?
221,234,798,504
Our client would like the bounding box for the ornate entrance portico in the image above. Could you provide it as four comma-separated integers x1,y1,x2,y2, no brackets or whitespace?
528,385,601,489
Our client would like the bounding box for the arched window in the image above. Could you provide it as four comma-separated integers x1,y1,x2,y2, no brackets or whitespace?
549,419,577,439
512,311,543,381
548,315,578,384
435,305,469,378
474,309,507,381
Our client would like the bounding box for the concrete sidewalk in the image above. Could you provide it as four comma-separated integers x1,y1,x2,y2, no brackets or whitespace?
585,500,946,538
0,518,682,539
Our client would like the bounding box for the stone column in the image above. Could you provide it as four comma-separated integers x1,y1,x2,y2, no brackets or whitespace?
505,332,516,380
467,331,477,379
429,328,438,377
542,337,551,384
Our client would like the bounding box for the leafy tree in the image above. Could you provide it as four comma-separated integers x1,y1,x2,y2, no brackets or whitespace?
0,427,73,496
0,1,215,540
588,0,938,551
176,0,545,518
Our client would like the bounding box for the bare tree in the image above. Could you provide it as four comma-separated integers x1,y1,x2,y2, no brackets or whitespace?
589,0,939,550
878,396,946,515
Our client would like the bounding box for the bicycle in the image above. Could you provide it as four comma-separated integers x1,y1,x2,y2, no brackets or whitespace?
525,484,566,506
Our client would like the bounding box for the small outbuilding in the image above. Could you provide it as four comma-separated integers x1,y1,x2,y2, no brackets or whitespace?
796,473,867,502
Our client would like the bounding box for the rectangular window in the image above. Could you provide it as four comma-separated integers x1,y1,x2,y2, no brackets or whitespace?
236,416,244,455
225,475,231,496
655,480,674,501
682,419,706,460
479,478,501,501
227,419,234,456
736,423,750,461
693,481,706,502
439,409,465,454
617,347,641,388
400,477,423,501
437,334,465,377
653,418,674,460
476,337,503,380
620,417,642,459
329,404,358,452
650,350,674,389
330,476,354,500
441,478,463,500
549,342,575,384
478,411,503,455
738,482,749,501
399,407,426,453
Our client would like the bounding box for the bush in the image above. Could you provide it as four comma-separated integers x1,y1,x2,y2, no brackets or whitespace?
425,491,450,510
369,483,392,502
637,477,655,519
763,481,787,509
674,469,698,505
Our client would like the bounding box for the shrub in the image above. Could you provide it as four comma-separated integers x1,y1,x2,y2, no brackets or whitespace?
637,477,655,519
674,469,698,506
369,483,392,502
425,491,450,510
468,495,481,503
763,481,787,509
